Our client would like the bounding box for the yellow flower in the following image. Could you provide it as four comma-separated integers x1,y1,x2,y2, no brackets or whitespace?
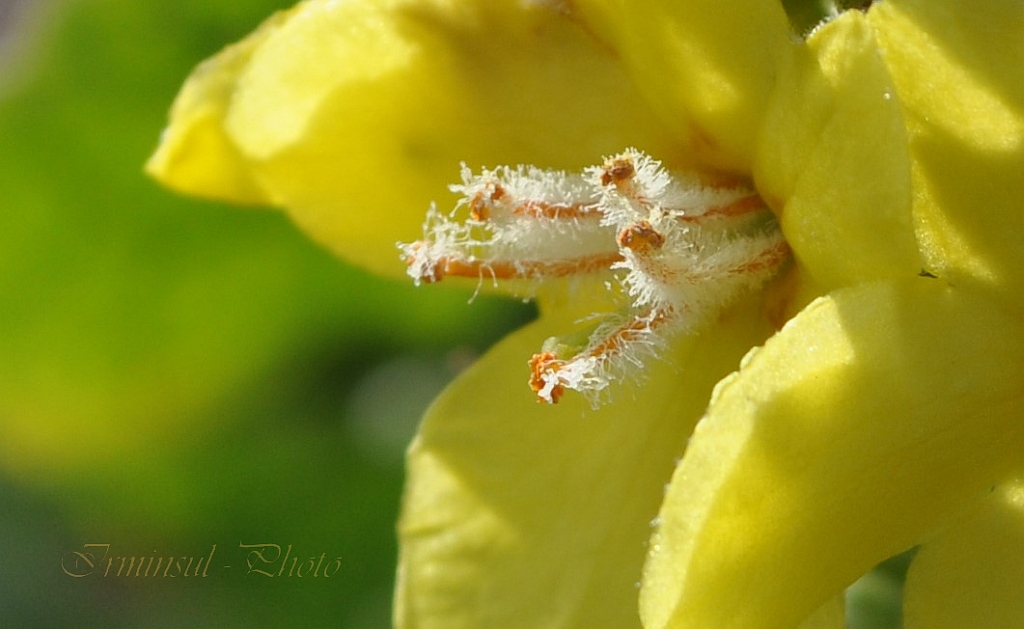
147,0,1024,627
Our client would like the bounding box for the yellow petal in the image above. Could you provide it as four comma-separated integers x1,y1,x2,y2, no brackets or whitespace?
639,279,1024,629
868,0,1024,309
396,298,773,628
904,479,1024,629
573,0,791,172
755,11,922,290
144,9,290,204
209,0,676,277
798,596,845,629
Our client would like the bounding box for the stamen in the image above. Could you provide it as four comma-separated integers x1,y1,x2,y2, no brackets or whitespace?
677,194,765,223
512,201,602,220
466,185,602,221
728,239,792,276
589,148,763,229
529,308,673,405
400,169,619,287
454,163,600,225
617,227,789,314
404,249,623,283
469,190,600,221
399,148,792,405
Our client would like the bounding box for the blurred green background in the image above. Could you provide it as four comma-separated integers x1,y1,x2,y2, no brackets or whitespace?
0,0,532,626
0,0,907,627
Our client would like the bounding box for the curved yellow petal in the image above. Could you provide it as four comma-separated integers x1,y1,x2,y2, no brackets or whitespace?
904,478,1024,629
868,0,1024,309
212,0,675,277
573,0,792,172
395,298,773,628
145,9,291,204
755,11,922,290
639,279,1024,629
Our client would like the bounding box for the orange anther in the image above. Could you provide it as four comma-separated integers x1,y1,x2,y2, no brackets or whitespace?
469,183,508,221
600,157,636,188
617,221,665,253
529,352,565,404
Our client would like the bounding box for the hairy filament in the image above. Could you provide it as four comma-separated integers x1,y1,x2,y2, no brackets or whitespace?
529,308,673,405
676,194,765,223
403,247,623,284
